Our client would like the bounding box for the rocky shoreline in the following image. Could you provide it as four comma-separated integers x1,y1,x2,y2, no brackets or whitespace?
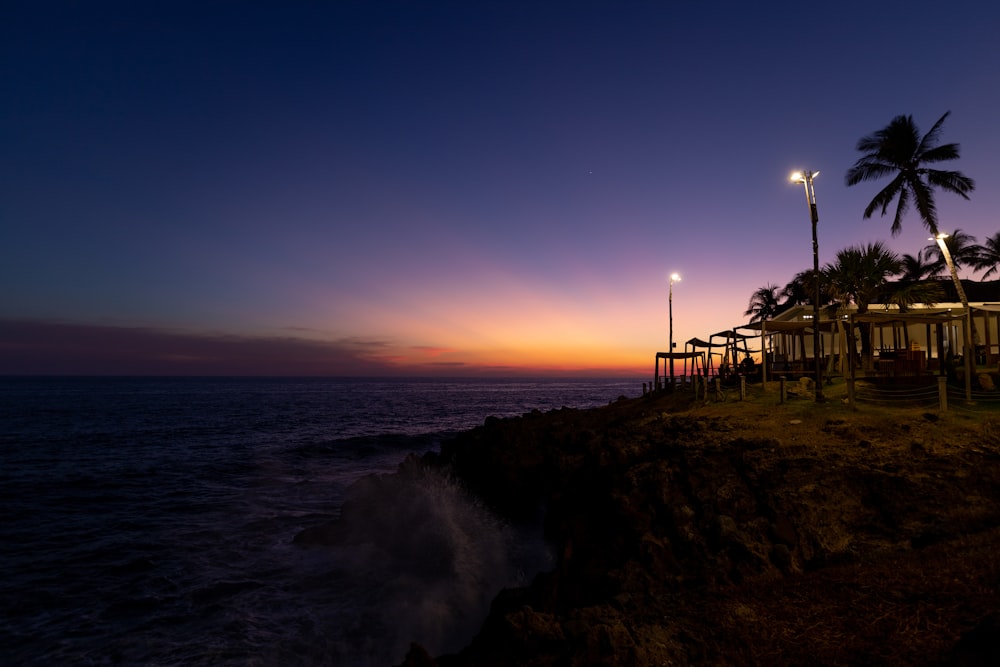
375,386,1000,665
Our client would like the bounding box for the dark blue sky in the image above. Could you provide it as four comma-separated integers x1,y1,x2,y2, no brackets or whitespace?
3,1,999,375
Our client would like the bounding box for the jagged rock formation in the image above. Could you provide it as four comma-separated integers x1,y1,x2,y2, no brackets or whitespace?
390,391,1000,665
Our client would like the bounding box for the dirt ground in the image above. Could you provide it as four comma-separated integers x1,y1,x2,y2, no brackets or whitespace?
657,383,1000,665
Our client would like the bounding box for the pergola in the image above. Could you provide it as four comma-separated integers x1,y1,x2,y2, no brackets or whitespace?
685,331,759,379
739,319,828,382
652,350,706,389
849,309,966,378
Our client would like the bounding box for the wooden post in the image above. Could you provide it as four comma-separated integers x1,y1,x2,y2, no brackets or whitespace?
846,377,855,410
938,376,948,412
761,321,768,386
984,311,992,365
739,377,746,401
779,377,786,404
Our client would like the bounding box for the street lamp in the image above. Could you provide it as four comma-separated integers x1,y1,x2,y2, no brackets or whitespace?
931,232,973,401
669,273,680,391
791,170,825,402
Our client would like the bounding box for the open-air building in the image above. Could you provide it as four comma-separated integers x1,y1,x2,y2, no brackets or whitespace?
653,281,1000,389
741,300,1000,383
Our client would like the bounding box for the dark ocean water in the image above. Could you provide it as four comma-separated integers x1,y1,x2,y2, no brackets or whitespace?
0,377,637,666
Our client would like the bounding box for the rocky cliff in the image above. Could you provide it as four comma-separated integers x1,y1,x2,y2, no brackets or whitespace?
394,390,1000,665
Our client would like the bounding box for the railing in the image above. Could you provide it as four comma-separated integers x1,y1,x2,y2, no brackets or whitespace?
645,370,1000,414
849,378,942,410
946,383,1000,412
848,376,1000,412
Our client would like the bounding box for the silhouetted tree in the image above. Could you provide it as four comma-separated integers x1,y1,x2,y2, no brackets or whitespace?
781,270,832,308
898,253,937,282
921,229,980,277
887,280,945,313
846,111,975,236
847,111,977,344
744,283,781,323
971,231,1000,279
824,242,901,358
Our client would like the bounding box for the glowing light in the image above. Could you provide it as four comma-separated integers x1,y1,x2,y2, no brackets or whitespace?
790,170,819,183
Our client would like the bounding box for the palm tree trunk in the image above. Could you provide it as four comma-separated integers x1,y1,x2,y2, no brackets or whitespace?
945,257,980,345
837,320,847,374
861,322,873,368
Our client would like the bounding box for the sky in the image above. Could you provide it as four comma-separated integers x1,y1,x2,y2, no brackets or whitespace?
2,0,999,377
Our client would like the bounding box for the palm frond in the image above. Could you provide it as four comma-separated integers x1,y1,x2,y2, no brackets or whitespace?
909,177,938,234
890,187,911,236
972,231,1000,278
889,280,945,311
845,160,897,186
920,143,962,163
898,253,938,281
916,111,951,155
920,242,948,275
925,169,975,198
862,176,904,219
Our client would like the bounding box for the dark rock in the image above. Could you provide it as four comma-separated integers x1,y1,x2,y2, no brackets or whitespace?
396,642,438,667
948,613,1000,666
375,392,1000,666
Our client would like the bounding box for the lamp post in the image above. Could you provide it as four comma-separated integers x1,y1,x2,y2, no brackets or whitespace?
931,232,973,402
791,170,825,402
669,272,680,391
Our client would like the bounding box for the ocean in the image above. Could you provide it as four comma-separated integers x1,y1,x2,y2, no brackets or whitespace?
0,376,637,666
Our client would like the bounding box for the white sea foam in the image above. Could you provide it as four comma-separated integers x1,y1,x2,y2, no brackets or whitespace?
324,461,552,661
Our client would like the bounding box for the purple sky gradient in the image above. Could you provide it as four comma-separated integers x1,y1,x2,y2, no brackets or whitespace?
3,1,999,376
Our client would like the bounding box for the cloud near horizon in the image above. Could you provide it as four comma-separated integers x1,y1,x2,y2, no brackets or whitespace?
0,319,644,377
0,319,411,376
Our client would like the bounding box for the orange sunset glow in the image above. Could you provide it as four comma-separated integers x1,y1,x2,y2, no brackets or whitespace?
2,2,998,377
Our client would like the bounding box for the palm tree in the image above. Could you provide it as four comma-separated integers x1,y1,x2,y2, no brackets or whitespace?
846,111,977,346
781,269,832,308
744,283,781,323
824,242,902,360
898,253,937,282
919,230,982,349
887,280,945,313
776,270,817,362
921,229,980,279
971,231,1000,279
845,111,975,236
